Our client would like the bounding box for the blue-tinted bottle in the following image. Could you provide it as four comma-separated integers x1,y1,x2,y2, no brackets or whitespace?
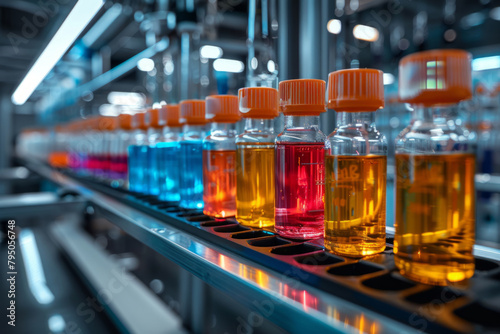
128,112,148,193
157,105,182,202
145,108,164,196
179,100,207,209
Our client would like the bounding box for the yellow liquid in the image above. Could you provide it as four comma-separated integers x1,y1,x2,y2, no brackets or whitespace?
395,153,475,286
236,143,275,228
325,155,387,257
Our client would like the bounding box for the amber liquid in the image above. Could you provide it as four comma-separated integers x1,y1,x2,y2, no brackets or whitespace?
49,152,69,168
395,153,475,285
325,155,387,257
236,143,275,228
203,150,237,218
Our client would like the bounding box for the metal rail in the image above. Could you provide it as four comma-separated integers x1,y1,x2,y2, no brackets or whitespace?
25,158,417,334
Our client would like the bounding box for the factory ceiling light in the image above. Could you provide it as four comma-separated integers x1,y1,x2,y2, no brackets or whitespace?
472,56,500,71
383,73,395,85
137,58,155,72
11,0,105,105
200,45,223,59
327,19,342,34
213,59,245,73
353,24,379,42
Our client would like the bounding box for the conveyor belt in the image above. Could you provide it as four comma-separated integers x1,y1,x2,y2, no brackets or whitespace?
23,157,500,334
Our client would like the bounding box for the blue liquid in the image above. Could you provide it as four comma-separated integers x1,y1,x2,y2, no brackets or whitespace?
147,145,160,196
156,142,181,201
179,141,204,209
128,145,148,193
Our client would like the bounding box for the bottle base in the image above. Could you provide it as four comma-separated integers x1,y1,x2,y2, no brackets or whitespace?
203,208,236,218
275,226,323,240
158,194,180,202
237,217,274,228
395,255,474,286
325,240,386,258
179,200,204,210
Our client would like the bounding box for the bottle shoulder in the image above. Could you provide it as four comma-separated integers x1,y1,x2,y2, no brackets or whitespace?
327,126,386,143
326,126,387,155
236,130,275,144
395,122,476,153
276,128,326,144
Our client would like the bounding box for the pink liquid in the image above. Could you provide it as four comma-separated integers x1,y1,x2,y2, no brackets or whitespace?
275,142,325,239
110,154,128,180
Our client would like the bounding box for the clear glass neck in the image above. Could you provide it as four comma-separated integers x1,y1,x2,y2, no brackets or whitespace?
211,122,236,132
283,115,320,129
183,124,206,133
411,104,459,122
163,126,182,135
336,112,376,128
243,118,274,132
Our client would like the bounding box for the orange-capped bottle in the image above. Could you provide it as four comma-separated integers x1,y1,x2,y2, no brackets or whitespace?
128,112,148,193
395,49,475,285
325,69,387,257
202,95,241,218
179,100,207,209
157,104,182,202
236,87,279,228
110,114,133,184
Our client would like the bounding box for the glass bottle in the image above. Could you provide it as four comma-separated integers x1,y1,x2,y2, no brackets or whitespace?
98,116,117,181
127,112,148,193
395,49,475,285
203,95,241,218
179,100,207,209
110,114,133,187
145,108,165,196
325,69,387,257
157,104,182,202
236,87,279,228
275,79,326,239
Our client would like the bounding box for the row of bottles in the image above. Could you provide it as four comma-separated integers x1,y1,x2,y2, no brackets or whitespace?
17,49,476,287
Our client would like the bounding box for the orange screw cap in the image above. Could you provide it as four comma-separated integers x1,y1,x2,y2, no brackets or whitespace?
398,49,472,106
327,68,384,112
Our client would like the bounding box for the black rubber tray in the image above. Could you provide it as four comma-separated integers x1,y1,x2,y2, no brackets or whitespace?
65,172,500,334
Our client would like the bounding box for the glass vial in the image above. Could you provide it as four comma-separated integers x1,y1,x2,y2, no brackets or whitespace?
146,108,165,196
203,95,241,218
157,105,182,202
179,100,207,209
325,69,387,257
110,114,133,186
275,79,326,239
127,112,148,193
395,49,475,285
236,87,279,228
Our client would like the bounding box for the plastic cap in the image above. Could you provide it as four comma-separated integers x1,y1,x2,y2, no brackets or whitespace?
146,108,164,129
490,83,500,97
279,79,326,115
118,114,133,130
398,49,472,106
328,69,384,112
206,95,241,123
238,87,279,119
133,112,148,130
97,116,117,131
161,104,182,127
180,100,206,125
475,83,487,96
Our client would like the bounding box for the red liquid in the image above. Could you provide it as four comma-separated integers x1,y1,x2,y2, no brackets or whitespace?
110,154,128,180
87,155,100,171
275,142,325,239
